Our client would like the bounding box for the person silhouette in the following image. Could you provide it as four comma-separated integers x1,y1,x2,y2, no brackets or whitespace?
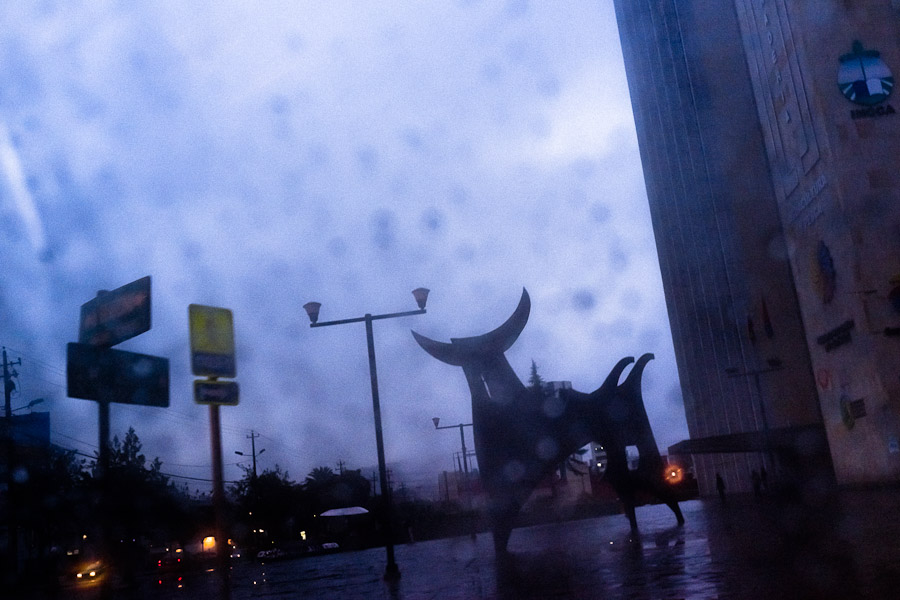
715,472,726,504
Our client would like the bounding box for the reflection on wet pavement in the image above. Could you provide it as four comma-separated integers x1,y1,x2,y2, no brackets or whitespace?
50,490,900,599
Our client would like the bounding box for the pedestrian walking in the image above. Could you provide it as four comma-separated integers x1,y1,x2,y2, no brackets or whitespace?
715,472,726,504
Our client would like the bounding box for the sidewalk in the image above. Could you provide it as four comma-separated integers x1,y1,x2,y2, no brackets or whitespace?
223,489,900,599
55,488,900,599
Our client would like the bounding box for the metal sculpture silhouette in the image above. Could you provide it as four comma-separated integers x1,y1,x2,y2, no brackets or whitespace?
413,288,684,554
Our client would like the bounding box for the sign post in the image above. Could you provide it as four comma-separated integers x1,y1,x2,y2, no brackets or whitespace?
189,304,238,600
79,276,152,347
66,276,168,599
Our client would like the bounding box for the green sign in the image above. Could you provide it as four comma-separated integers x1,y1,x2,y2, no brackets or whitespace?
67,342,169,407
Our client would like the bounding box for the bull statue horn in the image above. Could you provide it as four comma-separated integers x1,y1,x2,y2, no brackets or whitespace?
411,288,531,365
620,353,655,395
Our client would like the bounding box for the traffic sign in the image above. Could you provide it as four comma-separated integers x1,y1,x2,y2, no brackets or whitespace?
79,276,151,347
66,342,169,407
189,304,236,378
194,380,240,406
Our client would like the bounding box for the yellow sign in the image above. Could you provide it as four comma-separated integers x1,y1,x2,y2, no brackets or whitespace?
189,304,236,378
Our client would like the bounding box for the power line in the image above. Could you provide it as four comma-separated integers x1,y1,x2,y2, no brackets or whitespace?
56,446,238,485
0,348,253,434
2,347,66,377
51,428,99,450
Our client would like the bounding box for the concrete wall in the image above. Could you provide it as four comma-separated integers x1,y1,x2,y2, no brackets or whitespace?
735,0,900,483
613,0,824,494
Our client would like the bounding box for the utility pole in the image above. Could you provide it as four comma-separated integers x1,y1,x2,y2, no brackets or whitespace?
234,430,264,479
336,459,346,475
3,347,22,585
248,430,260,478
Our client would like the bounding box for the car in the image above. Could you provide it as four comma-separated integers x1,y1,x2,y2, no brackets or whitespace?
256,548,287,561
73,560,105,583
157,550,186,572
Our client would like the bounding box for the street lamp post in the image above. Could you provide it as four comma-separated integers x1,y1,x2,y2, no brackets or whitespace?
433,418,477,539
432,418,472,476
11,398,45,414
725,359,783,473
303,288,429,580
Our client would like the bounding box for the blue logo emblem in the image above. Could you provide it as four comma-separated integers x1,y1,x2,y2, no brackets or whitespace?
839,41,893,106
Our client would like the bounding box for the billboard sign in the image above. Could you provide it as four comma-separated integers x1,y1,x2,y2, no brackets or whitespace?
79,276,151,347
194,380,240,406
189,304,236,378
67,342,170,407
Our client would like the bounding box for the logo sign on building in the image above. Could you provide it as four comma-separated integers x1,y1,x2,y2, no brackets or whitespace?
79,276,151,347
189,304,236,378
194,380,240,406
67,342,170,407
817,319,855,352
840,395,868,430
839,41,893,106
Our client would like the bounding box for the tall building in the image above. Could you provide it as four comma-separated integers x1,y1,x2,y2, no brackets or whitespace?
614,1,900,494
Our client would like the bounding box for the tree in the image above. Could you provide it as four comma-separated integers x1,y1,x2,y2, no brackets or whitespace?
231,464,304,547
87,427,188,546
305,466,336,486
304,466,371,514
529,359,546,394
15,446,87,561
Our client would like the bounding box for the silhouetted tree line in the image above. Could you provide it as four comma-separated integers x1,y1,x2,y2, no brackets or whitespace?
229,464,374,550
3,425,489,587
1,426,207,588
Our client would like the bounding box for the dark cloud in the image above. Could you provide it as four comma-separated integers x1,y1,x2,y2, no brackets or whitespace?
356,146,378,174
371,209,396,251
505,0,530,19
0,1,687,494
421,207,445,233
571,289,596,312
590,203,612,224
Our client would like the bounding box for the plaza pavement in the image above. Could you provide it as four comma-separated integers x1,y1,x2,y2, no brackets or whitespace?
60,488,900,599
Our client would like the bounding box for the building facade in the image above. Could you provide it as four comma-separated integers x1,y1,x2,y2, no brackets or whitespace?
614,0,900,493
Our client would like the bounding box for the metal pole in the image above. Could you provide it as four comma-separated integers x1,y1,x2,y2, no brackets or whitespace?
97,399,112,600
98,401,110,478
459,424,469,475
250,430,257,479
365,315,400,579
209,404,231,599
2,348,18,586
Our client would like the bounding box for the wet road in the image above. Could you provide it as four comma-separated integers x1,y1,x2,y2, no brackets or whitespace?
56,489,900,599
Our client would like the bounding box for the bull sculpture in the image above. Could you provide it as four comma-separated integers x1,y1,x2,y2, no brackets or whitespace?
412,288,684,554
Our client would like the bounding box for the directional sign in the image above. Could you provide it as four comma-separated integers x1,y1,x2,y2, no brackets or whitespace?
189,304,236,378
67,342,170,407
79,276,151,347
194,380,240,406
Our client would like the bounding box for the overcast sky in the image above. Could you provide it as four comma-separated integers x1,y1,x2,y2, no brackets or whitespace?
0,1,688,495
